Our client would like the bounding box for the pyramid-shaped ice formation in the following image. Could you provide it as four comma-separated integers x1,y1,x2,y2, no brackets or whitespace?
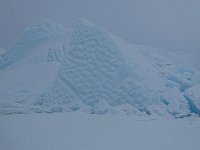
0,20,70,69
41,19,161,113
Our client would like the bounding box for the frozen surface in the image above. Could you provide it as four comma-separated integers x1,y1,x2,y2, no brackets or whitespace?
0,112,200,150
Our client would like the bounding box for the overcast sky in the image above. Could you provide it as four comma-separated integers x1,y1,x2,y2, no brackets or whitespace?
0,0,200,53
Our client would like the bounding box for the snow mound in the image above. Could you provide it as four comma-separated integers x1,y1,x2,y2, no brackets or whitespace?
0,20,70,69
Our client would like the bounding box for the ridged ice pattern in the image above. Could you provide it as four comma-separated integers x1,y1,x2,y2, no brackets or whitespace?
43,19,150,109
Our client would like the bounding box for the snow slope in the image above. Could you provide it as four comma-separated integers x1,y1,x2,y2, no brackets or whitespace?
0,62,60,115
0,112,200,150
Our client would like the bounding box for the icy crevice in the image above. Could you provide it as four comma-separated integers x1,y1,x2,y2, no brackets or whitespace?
184,95,200,116
166,75,191,92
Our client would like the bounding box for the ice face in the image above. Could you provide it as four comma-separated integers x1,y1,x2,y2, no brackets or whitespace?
42,19,128,107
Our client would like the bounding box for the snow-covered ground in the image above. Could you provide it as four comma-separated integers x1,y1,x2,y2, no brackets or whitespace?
0,112,200,150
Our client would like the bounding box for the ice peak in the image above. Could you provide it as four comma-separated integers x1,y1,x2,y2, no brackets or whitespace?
23,19,67,40
0,20,69,69
76,18,96,28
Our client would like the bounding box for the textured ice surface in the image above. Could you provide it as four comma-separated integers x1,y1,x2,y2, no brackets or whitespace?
42,19,157,113
41,19,192,117
0,19,199,117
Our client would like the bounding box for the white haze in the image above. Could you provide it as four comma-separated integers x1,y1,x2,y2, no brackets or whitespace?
0,0,200,55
